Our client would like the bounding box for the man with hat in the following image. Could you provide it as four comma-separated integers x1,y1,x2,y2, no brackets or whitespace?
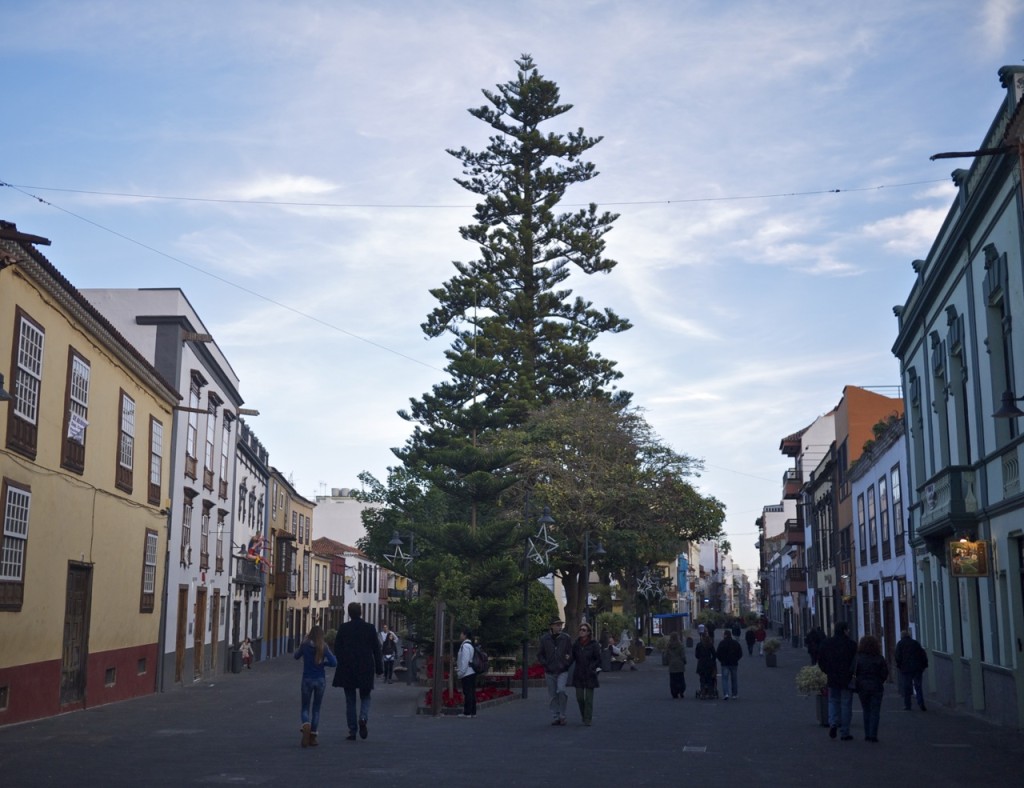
537,617,573,726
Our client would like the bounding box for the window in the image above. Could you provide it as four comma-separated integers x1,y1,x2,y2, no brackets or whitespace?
181,489,196,566
292,510,297,537
7,309,45,459
238,481,247,521
857,494,866,565
148,417,163,506
219,420,230,500
140,529,158,613
891,465,905,555
303,552,311,595
61,349,90,473
271,481,278,520
0,479,31,611
867,485,877,562
248,491,256,527
185,375,201,479
116,391,135,493
298,513,305,543
879,474,891,560
216,511,226,573
203,400,217,491
200,501,212,570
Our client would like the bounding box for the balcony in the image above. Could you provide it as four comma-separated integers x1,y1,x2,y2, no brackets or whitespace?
784,566,807,593
234,558,265,589
782,468,802,499
918,466,978,537
785,518,804,546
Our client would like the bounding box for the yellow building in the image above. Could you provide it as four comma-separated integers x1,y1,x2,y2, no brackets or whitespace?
0,222,179,724
265,469,315,655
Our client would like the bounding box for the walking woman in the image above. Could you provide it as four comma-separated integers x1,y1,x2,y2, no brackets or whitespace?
569,622,602,725
665,632,687,698
294,625,337,747
853,634,888,743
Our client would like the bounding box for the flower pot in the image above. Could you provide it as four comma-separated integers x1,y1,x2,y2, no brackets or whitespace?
765,652,778,667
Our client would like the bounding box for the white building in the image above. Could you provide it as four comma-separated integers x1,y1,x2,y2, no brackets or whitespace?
82,288,244,686
891,65,1024,728
848,416,914,661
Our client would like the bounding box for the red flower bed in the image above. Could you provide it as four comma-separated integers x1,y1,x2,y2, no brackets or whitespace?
512,663,545,680
423,686,514,708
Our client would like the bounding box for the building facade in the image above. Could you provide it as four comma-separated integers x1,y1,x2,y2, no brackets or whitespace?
232,418,269,662
892,65,1024,728
1,223,178,723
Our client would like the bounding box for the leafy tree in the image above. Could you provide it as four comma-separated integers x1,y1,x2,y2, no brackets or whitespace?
503,398,726,629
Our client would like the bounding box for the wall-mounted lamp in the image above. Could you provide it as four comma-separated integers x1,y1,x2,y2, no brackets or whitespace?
0,373,12,403
954,528,975,543
992,390,1024,419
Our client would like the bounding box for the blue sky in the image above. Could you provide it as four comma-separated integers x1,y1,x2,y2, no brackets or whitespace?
2,0,1022,576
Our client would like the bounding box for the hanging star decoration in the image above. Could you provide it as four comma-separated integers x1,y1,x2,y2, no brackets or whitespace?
384,543,409,566
637,569,664,600
528,522,559,566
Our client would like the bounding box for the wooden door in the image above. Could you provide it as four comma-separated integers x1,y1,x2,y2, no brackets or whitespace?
60,564,92,706
210,590,220,673
194,587,207,680
175,586,188,682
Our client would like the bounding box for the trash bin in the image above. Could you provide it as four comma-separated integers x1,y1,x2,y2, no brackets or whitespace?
230,649,242,674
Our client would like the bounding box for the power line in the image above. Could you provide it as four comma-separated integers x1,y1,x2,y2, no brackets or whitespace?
2,178,949,210
0,181,445,373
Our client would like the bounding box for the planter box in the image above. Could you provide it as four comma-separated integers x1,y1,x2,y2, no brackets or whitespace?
815,692,830,727
765,653,778,667
417,692,519,716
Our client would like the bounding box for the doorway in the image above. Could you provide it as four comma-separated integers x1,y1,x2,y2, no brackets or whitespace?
194,587,207,680
60,564,92,707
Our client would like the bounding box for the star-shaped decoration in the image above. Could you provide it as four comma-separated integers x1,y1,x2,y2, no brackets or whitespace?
528,523,559,566
384,544,409,565
637,570,663,600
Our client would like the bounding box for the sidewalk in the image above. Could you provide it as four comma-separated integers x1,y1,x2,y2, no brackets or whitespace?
0,637,1020,786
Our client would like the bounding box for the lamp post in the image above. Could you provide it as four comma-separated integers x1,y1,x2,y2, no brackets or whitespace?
582,532,605,626
522,503,556,699
385,531,418,686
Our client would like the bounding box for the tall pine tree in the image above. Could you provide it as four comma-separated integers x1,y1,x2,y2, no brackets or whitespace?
398,53,631,497
377,55,631,649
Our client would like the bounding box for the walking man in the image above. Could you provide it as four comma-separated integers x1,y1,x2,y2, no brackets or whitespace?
715,629,743,699
332,601,383,741
818,621,858,741
537,617,572,726
894,629,928,711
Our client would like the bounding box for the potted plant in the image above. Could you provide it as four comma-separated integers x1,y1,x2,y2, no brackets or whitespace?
796,665,829,727
763,638,782,667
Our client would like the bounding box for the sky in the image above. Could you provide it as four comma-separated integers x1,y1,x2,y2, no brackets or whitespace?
2,0,1023,578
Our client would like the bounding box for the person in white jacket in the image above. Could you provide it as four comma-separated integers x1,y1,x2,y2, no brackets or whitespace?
456,628,477,718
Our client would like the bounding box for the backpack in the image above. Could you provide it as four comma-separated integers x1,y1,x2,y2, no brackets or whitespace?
471,644,489,675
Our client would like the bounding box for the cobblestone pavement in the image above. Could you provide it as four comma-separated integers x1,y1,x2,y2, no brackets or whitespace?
1,637,1021,786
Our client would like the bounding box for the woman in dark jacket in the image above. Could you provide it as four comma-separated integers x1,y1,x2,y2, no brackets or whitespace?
695,633,717,698
854,635,889,742
569,622,602,725
666,632,687,698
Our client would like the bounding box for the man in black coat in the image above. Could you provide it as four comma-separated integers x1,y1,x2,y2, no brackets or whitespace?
333,602,383,741
818,621,858,741
714,629,743,700
894,629,928,711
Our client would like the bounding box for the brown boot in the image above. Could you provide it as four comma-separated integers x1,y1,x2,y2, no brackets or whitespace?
309,731,318,747
301,723,311,747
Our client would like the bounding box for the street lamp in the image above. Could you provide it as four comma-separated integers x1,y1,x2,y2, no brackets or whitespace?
385,530,419,686
582,532,605,626
522,503,556,699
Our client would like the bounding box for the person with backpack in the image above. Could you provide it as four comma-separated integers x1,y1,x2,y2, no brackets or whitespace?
455,627,477,718
537,617,573,726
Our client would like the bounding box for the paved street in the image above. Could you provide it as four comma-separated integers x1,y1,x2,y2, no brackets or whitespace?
1,637,1020,786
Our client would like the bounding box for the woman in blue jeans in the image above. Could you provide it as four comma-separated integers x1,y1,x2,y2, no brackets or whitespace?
853,635,888,743
294,625,337,747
